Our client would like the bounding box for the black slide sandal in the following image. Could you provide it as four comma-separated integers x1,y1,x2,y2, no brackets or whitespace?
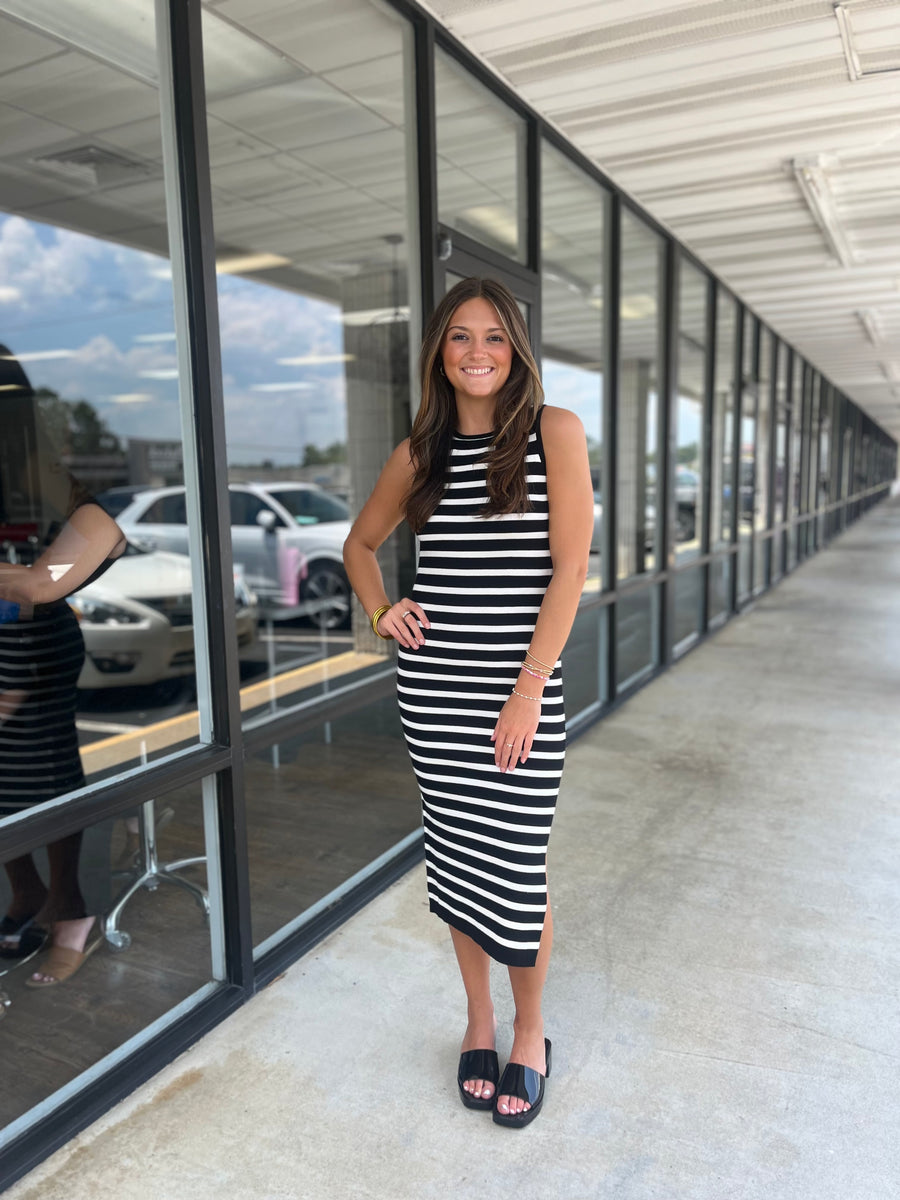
457,1048,500,1110
492,1038,552,1128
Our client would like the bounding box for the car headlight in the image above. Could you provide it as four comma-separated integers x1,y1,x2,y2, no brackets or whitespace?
68,596,141,625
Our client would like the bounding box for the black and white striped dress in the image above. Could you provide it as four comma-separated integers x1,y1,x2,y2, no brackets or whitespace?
398,410,565,968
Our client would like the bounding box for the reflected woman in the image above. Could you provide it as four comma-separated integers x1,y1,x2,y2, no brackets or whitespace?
0,348,125,986
344,278,593,1126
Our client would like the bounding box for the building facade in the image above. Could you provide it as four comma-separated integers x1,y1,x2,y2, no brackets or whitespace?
0,0,895,1185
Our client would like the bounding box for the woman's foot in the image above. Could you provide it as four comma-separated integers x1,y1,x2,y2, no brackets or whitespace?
28,916,97,986
459,1011,498,1104
495,1021,546,1117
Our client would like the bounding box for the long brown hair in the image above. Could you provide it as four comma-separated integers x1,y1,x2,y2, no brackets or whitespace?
405,277,543,533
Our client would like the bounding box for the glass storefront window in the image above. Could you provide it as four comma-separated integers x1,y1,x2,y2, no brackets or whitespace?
540,141,606,592
0,2,204,804
200,0,417,722
199,0,419,949
711,291,737,552
0,777,218,1141
247,693,419,952
673,565,704,651
772,342,788,582
617,211,663,580
708,556,732,625
753,328,773,592
616,586,659,691
561,605,607,718
435,48,527,263
737,312,757,602
675,260,707,562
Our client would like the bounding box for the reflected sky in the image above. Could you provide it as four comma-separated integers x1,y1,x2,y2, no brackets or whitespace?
0,213,347,463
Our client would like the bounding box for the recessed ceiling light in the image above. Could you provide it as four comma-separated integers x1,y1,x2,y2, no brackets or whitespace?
276,354,355,366
215,253,291,276
0,349,74,362
250,382,313,392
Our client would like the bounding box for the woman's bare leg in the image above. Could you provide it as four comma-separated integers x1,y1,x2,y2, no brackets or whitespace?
496,900,553,1116
450,925,497,1102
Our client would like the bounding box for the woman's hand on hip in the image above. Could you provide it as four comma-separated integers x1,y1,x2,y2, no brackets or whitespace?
491,692,541,773
377,599,430,649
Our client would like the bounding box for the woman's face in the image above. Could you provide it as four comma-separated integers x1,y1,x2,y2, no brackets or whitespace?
440,297,513,403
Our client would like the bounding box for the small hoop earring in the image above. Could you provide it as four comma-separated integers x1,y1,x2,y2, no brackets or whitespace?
438,361,446,377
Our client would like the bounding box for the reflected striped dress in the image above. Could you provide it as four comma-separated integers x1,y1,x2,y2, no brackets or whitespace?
397,410,565,968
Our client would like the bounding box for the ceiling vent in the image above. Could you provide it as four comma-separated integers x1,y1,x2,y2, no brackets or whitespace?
30,144,154,188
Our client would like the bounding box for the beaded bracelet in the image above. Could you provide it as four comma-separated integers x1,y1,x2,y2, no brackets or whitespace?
521,665,550,682
370,603,393,640
511,687,541,701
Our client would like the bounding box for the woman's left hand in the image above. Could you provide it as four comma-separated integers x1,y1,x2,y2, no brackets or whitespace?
491,691,541,773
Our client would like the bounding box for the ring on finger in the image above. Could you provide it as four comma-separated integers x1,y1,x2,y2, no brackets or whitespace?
401,610,412,618
504,742,514,747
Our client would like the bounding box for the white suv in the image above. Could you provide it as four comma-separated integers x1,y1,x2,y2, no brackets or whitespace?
115,482,352,629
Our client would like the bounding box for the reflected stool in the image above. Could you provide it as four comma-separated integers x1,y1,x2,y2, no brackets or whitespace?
104,798,209,951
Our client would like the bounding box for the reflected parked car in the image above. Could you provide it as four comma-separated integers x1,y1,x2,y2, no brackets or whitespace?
68,542,258,689
116,482,352,629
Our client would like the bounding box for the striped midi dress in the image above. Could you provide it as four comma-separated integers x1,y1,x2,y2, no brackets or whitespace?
397,411,565,968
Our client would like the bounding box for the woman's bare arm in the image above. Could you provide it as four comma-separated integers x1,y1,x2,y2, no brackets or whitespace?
342,439,430,649
0,503,126,616
492,405,593,771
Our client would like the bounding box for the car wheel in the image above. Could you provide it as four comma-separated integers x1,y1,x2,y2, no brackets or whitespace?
676,506,696,542
302,561,351,631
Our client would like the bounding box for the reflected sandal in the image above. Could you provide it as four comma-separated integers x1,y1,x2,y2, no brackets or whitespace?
0,915,46,960
492,1038,552,1128
25,937,103,989
457,1048,500,1110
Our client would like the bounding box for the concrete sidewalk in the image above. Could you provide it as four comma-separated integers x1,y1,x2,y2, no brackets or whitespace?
9,503,900,1200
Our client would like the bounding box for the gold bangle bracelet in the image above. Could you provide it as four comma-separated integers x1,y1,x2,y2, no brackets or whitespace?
371,603,393,639
525,649,555,671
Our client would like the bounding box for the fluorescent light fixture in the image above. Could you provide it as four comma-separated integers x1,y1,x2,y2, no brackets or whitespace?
276,354,355,366
0,1,305,96
250,382,313,392
792,155,856,268
459,206,519,251
857,309,883,346
215,253,291,276
880,361,900,384
0,349,74,362
338,306,410,327
834,4,862,81
139,369,179,380
134,332,176,343
108,393,153,404
620,295,657,320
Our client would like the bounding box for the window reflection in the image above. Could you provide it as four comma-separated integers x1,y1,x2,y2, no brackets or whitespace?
712,292,737,551
0,781,214,1132
617,212,662,580
675,261,707,562
616,587,658,691
0,3,201,779
200,0,419,946
435,49,526,263
738,312,757,602
772,342,789,581
541,142,605,591
753,328,773,592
